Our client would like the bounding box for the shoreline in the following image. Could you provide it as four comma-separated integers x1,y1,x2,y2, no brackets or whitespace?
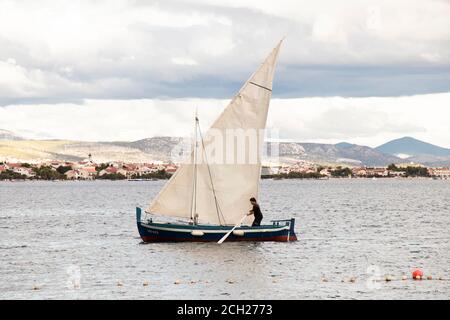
1,176,447,182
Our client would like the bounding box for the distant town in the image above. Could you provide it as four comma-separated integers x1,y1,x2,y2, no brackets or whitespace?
1,153,449,181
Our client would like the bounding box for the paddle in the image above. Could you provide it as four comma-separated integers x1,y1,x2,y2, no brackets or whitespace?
217,214,248,244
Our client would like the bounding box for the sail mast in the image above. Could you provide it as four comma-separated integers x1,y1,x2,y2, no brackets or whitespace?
190,110,199,224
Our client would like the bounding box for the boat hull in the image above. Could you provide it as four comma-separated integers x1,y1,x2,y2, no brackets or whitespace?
136,207,297,243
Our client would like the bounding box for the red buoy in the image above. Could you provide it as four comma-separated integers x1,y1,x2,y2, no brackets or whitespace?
412,269,423,280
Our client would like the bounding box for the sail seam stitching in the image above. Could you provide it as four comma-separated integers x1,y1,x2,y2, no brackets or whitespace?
249,81,272,91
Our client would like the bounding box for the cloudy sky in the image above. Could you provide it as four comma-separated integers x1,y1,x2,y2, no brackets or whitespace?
0,0,450,147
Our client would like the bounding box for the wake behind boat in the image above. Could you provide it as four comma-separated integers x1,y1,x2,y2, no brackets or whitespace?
136,40,297,243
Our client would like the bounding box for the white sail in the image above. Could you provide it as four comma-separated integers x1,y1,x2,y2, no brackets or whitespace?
148,41,282,225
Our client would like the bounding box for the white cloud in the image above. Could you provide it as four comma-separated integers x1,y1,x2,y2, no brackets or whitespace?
311,14,347,45
0,58,137,100
171,57,199,66
0,59,43,97
0,0,449,100
1,92,450,148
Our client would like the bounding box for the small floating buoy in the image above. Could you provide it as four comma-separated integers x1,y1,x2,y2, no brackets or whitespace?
385,275,392,282
401,275,408,280
321,277,328,282
174,279,181,285
412,269,423,280
32,285,40,291
426,275,432,280
226,279,235,284
117,281,123,287
349,277,356,283
438,276,443,281
190,280,196,284
143,281,149,286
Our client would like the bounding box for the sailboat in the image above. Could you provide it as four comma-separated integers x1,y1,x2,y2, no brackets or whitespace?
136,40,297,243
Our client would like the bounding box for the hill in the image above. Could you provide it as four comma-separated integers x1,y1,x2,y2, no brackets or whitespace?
376,137,450,157
376,137,450,166
1,129,450,166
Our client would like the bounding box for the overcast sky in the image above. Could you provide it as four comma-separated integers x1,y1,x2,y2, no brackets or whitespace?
1,0,450,147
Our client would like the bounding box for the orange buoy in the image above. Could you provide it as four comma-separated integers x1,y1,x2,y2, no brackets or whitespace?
412,269,423,280
426,275,432,280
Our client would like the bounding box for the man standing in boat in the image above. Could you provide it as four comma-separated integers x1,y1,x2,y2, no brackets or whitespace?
248,197,263,226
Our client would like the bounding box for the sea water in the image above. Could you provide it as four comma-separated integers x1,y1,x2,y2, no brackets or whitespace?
0,179,449,299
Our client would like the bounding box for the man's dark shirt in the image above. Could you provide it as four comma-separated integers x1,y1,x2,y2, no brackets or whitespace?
252,204,263,221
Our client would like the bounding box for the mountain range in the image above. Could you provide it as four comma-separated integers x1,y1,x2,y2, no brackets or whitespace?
1,129,449,166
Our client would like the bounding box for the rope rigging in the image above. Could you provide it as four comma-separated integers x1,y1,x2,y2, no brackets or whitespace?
196,118,227,225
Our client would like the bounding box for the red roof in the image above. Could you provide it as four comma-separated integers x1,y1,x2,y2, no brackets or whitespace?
123,164,137,171
106,167,118,173
7,163,21,168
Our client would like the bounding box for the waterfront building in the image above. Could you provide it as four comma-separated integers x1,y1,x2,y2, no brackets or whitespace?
365,167,389,177
429,167,450,179
319,168,331,177
388,170,406,177
12,167,35,177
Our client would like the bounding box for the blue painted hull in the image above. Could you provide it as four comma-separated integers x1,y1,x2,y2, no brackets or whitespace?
136,207,297,243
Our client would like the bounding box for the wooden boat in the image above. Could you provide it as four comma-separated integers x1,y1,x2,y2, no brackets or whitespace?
136,208,296,242
136,40,297,243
